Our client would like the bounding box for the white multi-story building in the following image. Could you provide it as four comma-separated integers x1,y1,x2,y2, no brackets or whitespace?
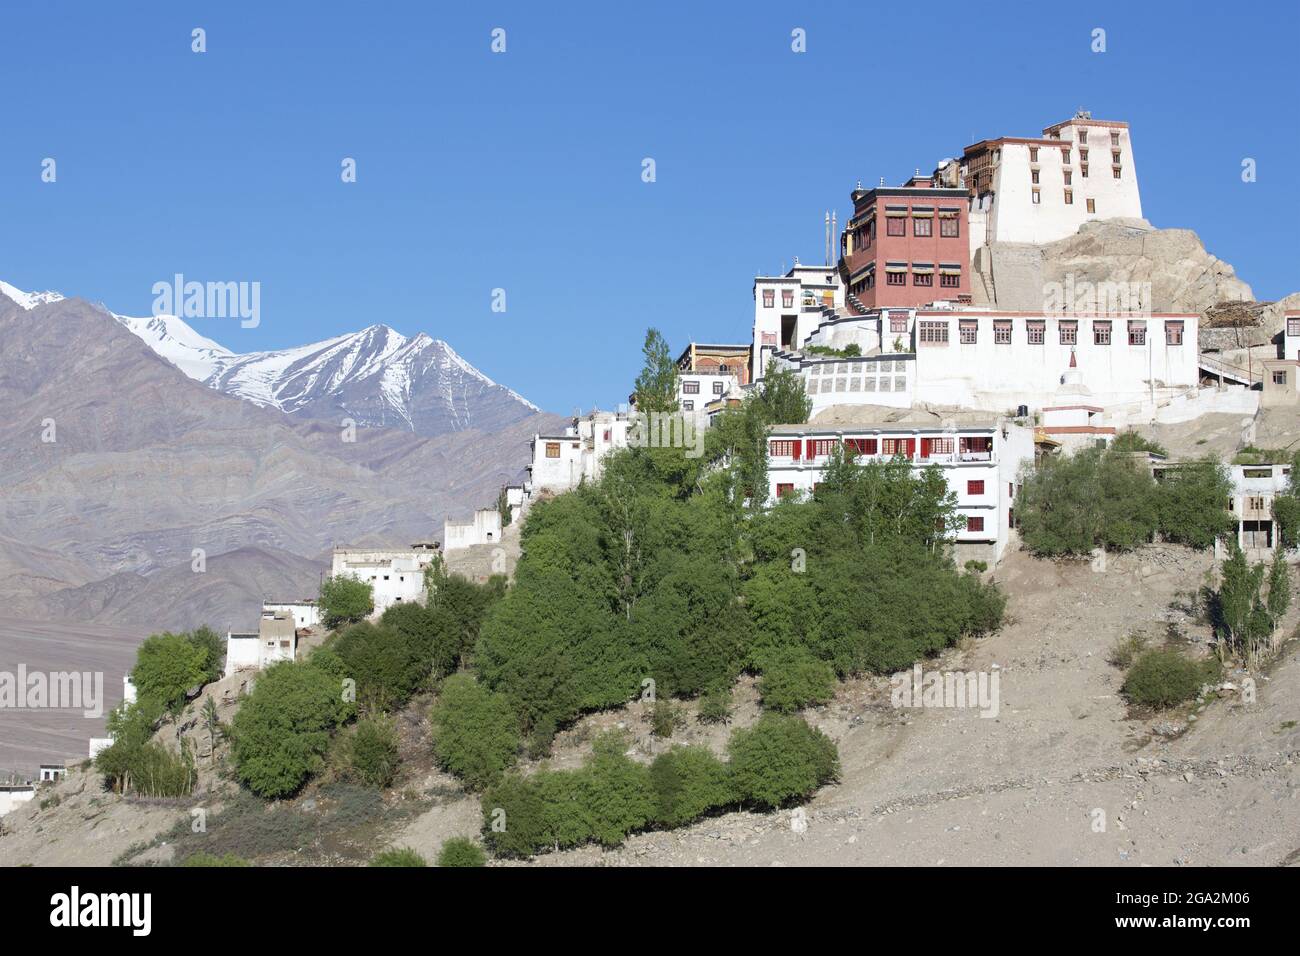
751,264,847,380
769,305,1199,415
964,112,1142,246
1224,462,1292,558
765,417,1035,564
529,410,635,494
329,544,440,616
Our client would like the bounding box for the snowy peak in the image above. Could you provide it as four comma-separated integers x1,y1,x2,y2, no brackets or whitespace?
1,279,543,438
0,280,65,310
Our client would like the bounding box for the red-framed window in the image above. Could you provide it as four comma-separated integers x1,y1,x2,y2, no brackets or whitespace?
914,272,933,287
782,290,794,308
769,439,799,458
890,313,907,333
776,483,795,499
920,437,953,457
1165,321,1184,345
939,215,959,238
913,217,932,237
918,320,948,344
1128,320,1146,345
960,436,992,455
762,289,774,308
807,438,838,458
959,319,977,343
1060,320,1078,345
1027,321,1045,345
940,273,960,288
881,437,915,457
994,321,1012,344
966,516,985,533
844,437,877,455
967,480,985,495
1094,321,1112,345
887,216,906,236
886,271,906,286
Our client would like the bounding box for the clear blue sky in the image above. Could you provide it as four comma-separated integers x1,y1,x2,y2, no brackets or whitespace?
2,0,1296,413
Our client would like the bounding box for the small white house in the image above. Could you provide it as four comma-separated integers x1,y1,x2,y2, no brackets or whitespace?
262,600,321,631
443,508,503,551
39,764,66,783
224,610,298,677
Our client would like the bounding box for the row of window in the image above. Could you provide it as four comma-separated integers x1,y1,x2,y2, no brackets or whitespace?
851,268,961,295
768,435,993,459
1288,318,1300,337
918,318,1185,346
849,212,961,251
771,482,991,532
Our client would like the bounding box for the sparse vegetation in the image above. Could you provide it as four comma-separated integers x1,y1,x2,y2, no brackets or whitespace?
1107,631,1149,669
649,699,685,738
370,847,427,867
342,717,400,788
696,685,733,725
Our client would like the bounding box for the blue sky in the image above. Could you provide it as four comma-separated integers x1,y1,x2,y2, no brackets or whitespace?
2,0,1296,413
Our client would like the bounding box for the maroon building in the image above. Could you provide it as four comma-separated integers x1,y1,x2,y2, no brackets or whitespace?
840,176,970,311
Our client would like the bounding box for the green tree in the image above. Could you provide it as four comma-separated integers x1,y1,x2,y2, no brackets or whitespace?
1265,550,1292,655
230,659,353,798
186,627,226,685
131,632,209,713
1155,458,1234,550
631,327,679,414
429,673,521,790
1215,541,1267,666
752,365,811,425
319,574,374,628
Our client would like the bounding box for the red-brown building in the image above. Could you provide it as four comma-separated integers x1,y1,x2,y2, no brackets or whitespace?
840,178,970,311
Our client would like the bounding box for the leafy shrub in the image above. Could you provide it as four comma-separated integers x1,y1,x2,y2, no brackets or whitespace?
758,647,836,712
230,660,354,798
95,699,196,797
649,700,684,738
1155,459,1234,550
481,773,548,859
1122,649,1221,709
649,746,735,827
1112,430,1168,456
437,837,487,867
696,686,733,725
1016,448,1157,556
728,714,839,809
344,717,400,788
319,575,374,628
575,733,656,847
370,847,427,867
429,674,520,790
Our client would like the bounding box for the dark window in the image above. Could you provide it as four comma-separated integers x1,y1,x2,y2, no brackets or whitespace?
887,216,906,236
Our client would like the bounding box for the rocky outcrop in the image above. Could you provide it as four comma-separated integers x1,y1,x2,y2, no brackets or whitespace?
975,218,1256,315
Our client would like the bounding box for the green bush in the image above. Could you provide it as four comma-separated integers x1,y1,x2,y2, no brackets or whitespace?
94,699,196,797
345,717,400,788
1016,447,1157,556
1122,649,1220,709
437,837,487,867
370,847,427,867
319,575,374,628
429,674,520,790
575,733,656,847
649,746,735,827
696,686,733,724
758,647,836,712
728,714,839,809
480,773,548,859
330,621,427,711
230,660,354,798
1155,459,1234,551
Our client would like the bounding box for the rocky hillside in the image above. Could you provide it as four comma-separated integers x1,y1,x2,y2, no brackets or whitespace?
973,218,1259,315
0,293,565,631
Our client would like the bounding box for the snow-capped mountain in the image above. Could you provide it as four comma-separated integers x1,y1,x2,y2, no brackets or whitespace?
1,281,543,437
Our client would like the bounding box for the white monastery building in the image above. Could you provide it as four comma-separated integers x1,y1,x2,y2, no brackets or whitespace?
529,410,635,494
329,543,440,616
964,111,1143,246
444,508,503,551
224,609,298,677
